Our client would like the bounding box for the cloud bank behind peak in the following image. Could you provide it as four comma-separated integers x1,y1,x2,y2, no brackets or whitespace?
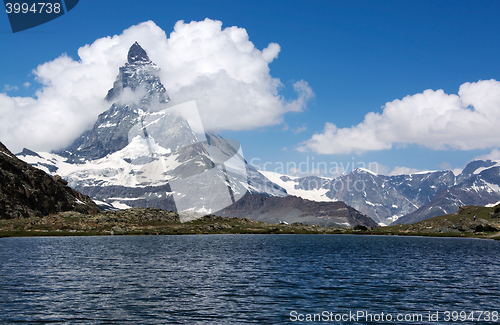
0,19,313,153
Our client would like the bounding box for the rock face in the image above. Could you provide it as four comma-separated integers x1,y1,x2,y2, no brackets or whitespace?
216,193,378,228
264,160,500,226
263,169,456,225
394,160,500,225
327,170,456,224
0,142,100,219
127,41,151,64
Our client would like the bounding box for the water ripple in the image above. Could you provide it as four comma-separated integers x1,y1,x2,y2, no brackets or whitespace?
1,235,499,324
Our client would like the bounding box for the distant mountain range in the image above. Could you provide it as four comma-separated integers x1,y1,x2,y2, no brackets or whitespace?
395,160,500,225
261,161,500,225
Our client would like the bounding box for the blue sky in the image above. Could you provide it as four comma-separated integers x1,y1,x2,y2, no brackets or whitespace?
1,0,500,176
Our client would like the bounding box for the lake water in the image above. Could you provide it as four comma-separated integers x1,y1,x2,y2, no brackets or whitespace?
1,234,499,324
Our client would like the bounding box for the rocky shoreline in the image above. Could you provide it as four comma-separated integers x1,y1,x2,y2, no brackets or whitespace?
0,208,354,237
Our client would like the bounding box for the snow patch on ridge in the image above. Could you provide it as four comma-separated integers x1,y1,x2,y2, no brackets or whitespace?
260,170,335,202
473,161,500,175
111,201,132,209
355,168,377,176
484,181,500,193
486,200,500,208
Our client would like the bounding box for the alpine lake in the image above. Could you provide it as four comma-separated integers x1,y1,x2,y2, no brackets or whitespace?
1,234,499,324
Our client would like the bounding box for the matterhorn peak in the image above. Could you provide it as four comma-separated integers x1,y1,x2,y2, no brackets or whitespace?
127,41,150,63
104,41,169,104
59,41,170,160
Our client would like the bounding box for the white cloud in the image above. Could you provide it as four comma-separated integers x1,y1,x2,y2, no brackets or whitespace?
370,163,390,175
438,162,463,175
299,79,500,154
388,166,426,176
474,148,500,160
0,52,111,152
388,164,463,176
23,82,31,88
162,19,313,131
0,19,313,153
292,126,307,134
439,162,453,170
2,84,19,92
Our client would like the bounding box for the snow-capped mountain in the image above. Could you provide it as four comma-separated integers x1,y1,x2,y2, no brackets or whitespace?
262,169,456,225
262,162,500,226
59,42,171,162
395,159,500,224
17,42,287,216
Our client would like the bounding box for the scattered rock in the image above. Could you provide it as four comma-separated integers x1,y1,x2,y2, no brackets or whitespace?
53,175,68,186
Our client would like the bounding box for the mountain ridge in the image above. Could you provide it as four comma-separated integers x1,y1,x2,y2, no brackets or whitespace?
0,141,100,219
392,160,500,224
216,193,378,228
261,160,500,226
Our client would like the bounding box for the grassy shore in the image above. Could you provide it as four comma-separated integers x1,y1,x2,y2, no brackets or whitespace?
2,205,500,239
0,208,351,237
363,204,500,240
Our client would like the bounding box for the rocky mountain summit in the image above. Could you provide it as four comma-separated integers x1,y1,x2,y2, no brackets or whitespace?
105,41,169,104
59,42,170,162
0,142,100,219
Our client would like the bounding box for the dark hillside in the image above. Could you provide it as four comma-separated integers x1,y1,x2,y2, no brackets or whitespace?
0,142,100,219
